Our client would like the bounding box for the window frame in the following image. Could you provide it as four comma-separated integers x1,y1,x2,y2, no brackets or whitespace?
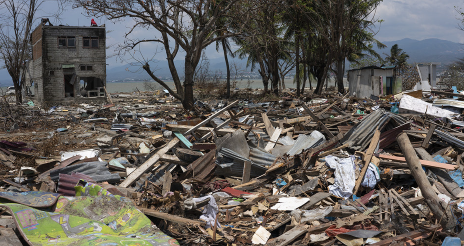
83,37,99,49
58,36,76,48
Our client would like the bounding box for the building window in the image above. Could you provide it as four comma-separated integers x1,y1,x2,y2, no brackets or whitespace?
58,36,76,48
80,65,93,71
83,37,98,48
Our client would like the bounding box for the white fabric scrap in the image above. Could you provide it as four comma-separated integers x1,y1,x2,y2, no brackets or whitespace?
361,163,381,188
325,155,356,199
191,194,220,229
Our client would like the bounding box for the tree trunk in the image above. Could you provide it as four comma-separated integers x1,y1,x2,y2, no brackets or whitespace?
302,64,307,94
271,53,279,95
397,133,455,230
183,61,195,110
336,59,345,94
222,40,231,98
14,82,22,104
314,73,324,95
296,33,300,97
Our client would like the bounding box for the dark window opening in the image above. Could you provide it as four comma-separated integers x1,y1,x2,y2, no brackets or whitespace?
83,37,99,48
49,71,54,76
80,77,105,97
80,65,93,71
58,36,76,48
64,72,76,97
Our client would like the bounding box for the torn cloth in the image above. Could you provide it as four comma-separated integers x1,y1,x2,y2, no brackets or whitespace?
325,155,356,199
192,194,220,229
361,163,380,189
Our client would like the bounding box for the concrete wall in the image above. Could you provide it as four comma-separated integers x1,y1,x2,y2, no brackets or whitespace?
348,68,398,98
32,25,106,104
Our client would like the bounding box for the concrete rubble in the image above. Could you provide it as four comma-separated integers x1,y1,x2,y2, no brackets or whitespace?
1,89,464,245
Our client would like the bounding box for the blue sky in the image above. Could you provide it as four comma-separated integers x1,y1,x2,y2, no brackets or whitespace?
18,0,464,67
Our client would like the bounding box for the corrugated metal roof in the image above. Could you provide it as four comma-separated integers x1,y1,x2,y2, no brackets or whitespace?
433,99,464,109
57,173,95,196
249,148,277,167
436,129,464,148
215,148,267,178
287,131,325,156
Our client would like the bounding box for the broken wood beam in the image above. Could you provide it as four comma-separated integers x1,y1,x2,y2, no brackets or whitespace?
353,129,381,195
397,133,455,230
415,147,464,198
166,124,236,135
369,225,441,246
377,154,456,170
184,100,238,136
137,206,205,226
242,161,251,184
119,138,179,188
300,102,335,138
421,124,436,148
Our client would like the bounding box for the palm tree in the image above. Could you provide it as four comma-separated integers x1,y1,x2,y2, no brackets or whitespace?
385,44,409,73
215,34,234,98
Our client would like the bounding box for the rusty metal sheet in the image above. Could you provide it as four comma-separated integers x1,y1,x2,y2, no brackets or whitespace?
379,123,410,149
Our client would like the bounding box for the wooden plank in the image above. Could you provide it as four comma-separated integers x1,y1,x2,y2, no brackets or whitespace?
391,189,418,215
266,225,309,246
137,206,205,226
119,138,179,188
369,225,440,246
261,113,275,136
353,129,381,195
162,171,172,196
388,189,409,216
267,223,332,246
264,127,282,152
421,124,436,148
199,118,232,141
192,143,217,150
184,100,239,136
159,154,189,166
166,124,236,135
378,154,456,170
300,192,331,210
301,102,335,138
302,133,344,169
242,161,251,184
319,143,349,157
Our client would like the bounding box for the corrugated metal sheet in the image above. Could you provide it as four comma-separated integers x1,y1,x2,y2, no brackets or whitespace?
436,129,464,148
287,131,325,156
215,148,267,178
57,173,95,196
50,161,121,183
249,148,277,167
433,99,464,109
341,109,407,150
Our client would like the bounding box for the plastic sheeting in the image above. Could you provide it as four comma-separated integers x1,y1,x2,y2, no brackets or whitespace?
50,161,121,183
325,155,356,199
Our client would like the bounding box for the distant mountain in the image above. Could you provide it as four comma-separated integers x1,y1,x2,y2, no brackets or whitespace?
374,38,464,65
1,38,463,85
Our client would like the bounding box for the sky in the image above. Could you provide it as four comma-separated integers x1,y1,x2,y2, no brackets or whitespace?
16,0,464,68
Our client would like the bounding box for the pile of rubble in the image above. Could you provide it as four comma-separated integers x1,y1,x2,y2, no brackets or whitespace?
1,90,464,245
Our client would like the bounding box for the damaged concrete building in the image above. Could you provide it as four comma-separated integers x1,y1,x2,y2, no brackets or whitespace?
347,65,402,99
27,20,107,104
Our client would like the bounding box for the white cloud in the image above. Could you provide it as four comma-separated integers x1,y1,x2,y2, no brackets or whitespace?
374,0,464,43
